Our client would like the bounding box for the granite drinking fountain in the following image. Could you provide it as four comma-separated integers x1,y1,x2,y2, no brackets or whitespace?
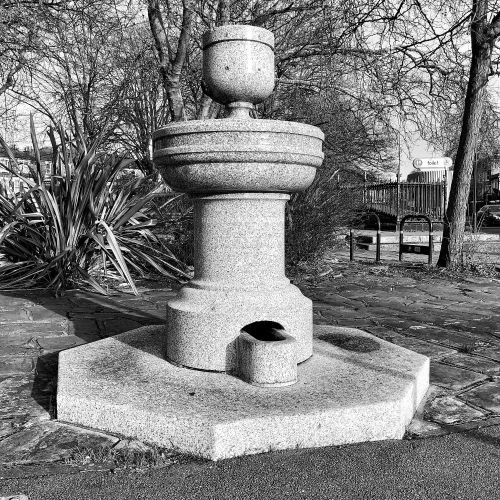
57,25,429,460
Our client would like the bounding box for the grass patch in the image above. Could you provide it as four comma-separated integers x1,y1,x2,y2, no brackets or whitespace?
65,443,180,471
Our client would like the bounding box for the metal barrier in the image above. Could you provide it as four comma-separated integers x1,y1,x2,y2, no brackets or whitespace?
399,214,433,265
350,212,381,262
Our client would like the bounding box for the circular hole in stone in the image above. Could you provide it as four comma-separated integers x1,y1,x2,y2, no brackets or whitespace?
242,321,285,341
317,333,380,353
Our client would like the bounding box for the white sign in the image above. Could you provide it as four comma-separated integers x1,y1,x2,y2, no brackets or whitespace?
413,157,453,170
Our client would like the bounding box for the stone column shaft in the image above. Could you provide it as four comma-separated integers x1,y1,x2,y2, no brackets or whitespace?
191,193,289,289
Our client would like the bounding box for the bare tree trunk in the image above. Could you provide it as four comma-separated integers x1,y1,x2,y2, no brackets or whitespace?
217,0,231,25
148,0,193,122
197,0,230,120
438,0,500,266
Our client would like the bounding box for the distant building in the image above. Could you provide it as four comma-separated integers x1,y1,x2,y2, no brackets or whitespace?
472,154,500,205
0,143,55,194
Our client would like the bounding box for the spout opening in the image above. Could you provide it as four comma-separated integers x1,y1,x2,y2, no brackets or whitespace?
241,321,285,342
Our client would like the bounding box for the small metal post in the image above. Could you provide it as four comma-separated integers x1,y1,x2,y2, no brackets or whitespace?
350,229,354,261
399,223,404,261
428,218,434,266
442,173,448,221
396,172,401,231
473,157,477,233
376,228,381,262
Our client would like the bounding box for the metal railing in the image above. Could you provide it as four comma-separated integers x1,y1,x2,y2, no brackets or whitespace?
362,180,447,224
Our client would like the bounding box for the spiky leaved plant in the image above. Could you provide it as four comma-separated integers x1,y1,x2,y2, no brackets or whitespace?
0,122,188,295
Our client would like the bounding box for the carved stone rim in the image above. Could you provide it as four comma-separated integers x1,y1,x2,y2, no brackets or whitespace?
152,119,325,142
202,24,274,51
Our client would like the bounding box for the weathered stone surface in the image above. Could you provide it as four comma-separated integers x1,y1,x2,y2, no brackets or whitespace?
0,309,33,323
407,327,491,350
0,463,80,480
424,395,486,424
405,417,444,438
0,375,51,423
460,381,500,414
57,325,428,461
0,323,67,338
63,319,100,341
440,353,500,375
0,357,36,376
37,336,87,352
0,421,119,465
476,345,500,363
0,420,18,440
430,363,488,390
26,307,66,323
97,317,150,336
389,336,457,360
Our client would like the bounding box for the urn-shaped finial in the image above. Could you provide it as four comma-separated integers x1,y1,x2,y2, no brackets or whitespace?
202,25,275,118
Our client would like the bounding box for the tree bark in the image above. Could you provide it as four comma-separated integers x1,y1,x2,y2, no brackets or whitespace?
438,0,500,266
148,0,193,122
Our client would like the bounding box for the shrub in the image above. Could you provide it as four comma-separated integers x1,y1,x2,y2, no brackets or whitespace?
285,173,364,265
151,193,194,267
0,128,189,295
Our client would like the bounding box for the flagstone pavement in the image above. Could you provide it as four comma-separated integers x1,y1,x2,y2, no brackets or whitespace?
1,256,499,474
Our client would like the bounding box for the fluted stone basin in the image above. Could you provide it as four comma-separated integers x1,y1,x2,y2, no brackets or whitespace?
153,119,324,193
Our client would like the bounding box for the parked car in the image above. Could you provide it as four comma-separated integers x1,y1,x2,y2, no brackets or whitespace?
477,204,500,226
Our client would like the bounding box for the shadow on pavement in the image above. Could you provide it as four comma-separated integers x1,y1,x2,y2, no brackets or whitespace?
0,288,168,417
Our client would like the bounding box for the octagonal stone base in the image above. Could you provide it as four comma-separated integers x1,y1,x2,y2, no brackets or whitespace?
57,325,429,461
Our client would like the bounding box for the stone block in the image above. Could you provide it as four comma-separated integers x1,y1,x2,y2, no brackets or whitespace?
237,325,297,387
430,362,487,390
57,324,429,461
460,381,500,413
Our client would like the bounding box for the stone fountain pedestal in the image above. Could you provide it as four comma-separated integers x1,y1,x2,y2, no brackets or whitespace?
57,325,429,460
56,25,429,460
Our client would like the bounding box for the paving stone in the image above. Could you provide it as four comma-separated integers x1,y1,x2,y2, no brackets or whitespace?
389,337,456,360
0,420,18,440
0,323,67,338
0,421,119,465
66,291,121,308
430,362,488,390
97,317,155,337
405,417,445,438
27,307,66,322
406,326,492,350
0,357,36,376
460,381,500,414
37,336,87,352
64,319,101,342
312,305,370,321
361,326,403,342
0,309,33,323
368,317,421,331
0,463,81,480
0,297,36,307
423,395,486,425
0,342,43,358
475,345,500,363
312,292,367,307
0,375,51,423
440,353,500,375
333,319,374,329
329,286,369,300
